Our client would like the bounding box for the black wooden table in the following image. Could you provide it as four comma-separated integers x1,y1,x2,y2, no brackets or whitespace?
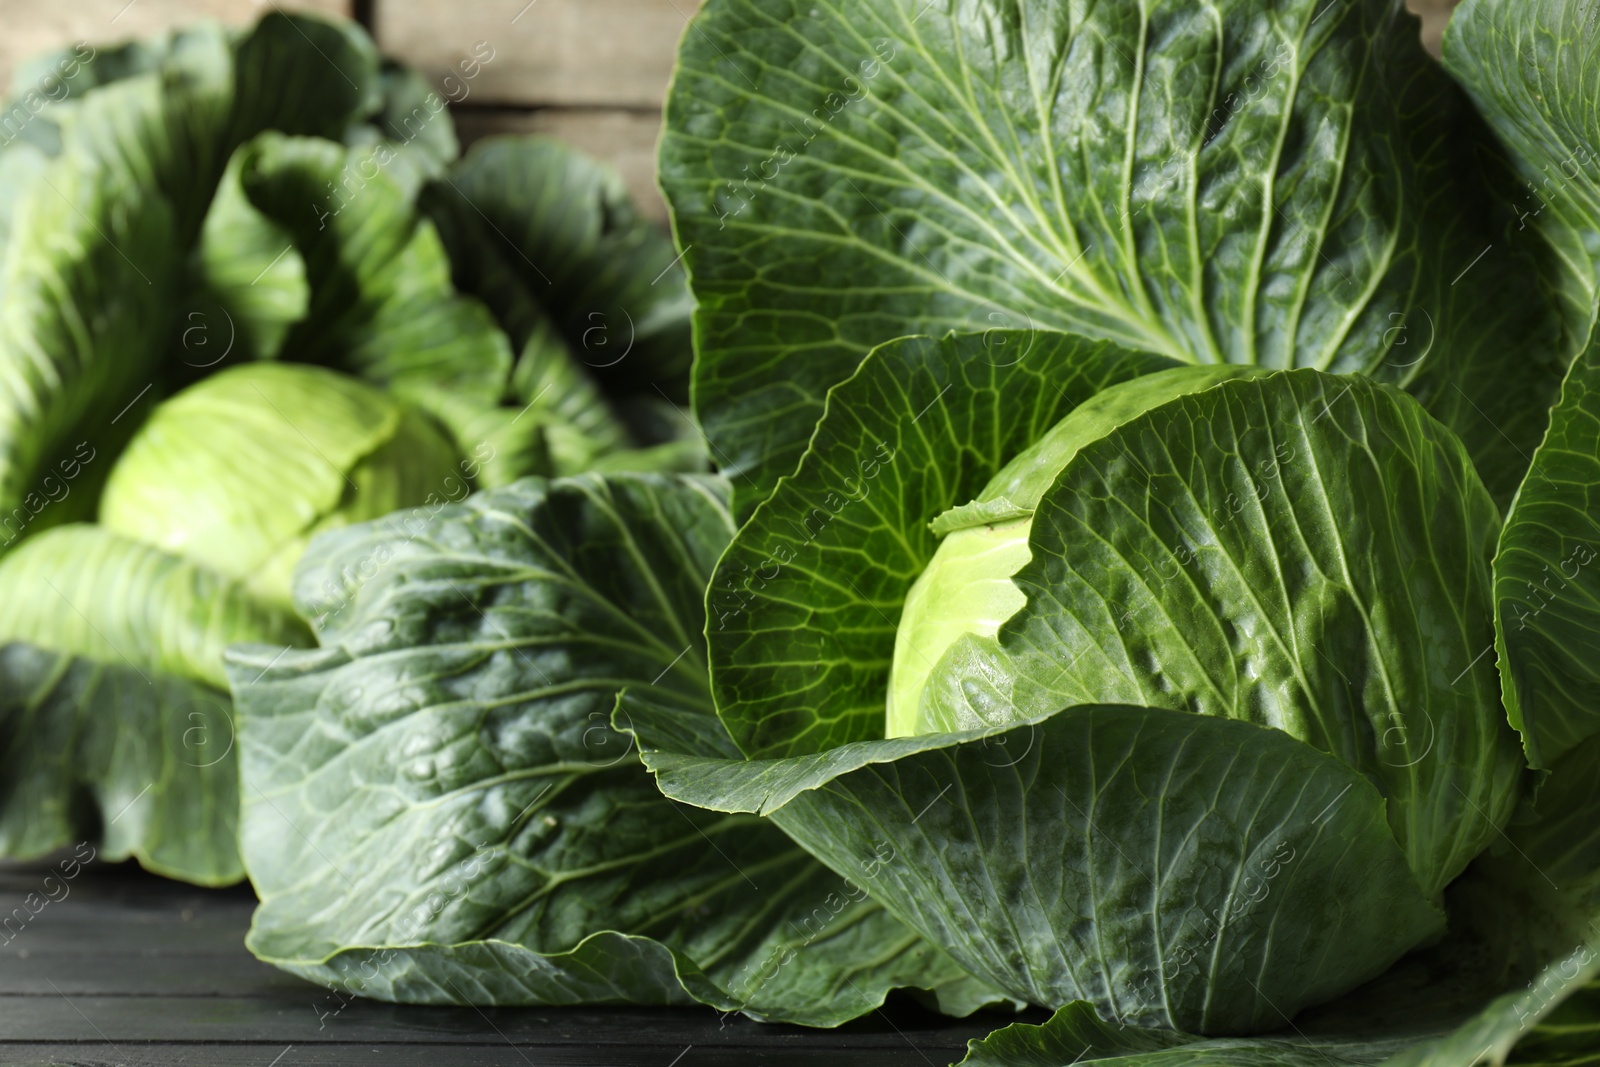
0,857,1014,1066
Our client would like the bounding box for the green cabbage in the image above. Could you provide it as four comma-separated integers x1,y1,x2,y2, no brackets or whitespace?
5,0,1600,1062
0,9,701,886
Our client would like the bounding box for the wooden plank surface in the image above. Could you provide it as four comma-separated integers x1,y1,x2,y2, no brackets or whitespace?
372,0,698,223
0,1046,980,1066
1409,0,1461,55
372,0,702,110
0,994,995,1049
0,860,1014,1066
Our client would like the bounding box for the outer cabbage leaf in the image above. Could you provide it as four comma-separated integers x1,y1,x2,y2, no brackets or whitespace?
43,25,235,245
504,315,632,479
1490,328,1600,768
956,1003,1194,1066
204,130,666,489
1445,0,1600,351
0,156,179,539
186,61,460,367
415,136,699,479
0,138,47,269
421,136,695,401
954,933,1600,1066
220,131,511,420
343,61,459,198
222,13,382,179
9,32,176,101
1368,726,1600,1066
0,524,308,689
186,148,309,364
955,1001,1425,1066
227,473,997,1024
1444,0,1600,770
46,15,380,245
632,698,1443,1035
1440,733,1600,998
193,96,433,376
1370,944,1600,1067
940,715,1600,1064
0,522,292,886
953,962,1600,1066
0,644,243,885
6,15,380,223
662,0,1561,517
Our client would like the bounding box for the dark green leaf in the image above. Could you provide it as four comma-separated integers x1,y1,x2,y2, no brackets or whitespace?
1492,330,1600,768
1445,0,1600,350
957,1002,1191,1067
1448,0,1600,769
0,643,242,885
636,700,1443,1034
226,131,511,419
1367,724,1600,1066
662,0,1559,516
231,473,991,1024
957,1001,1430,1067
1375,941,1600,1067
0,158,179,535
421,136,695,401
343,61,459,198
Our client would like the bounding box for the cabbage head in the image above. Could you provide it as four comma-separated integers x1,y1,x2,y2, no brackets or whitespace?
0,7,699,886
0,363,459,884
631,334,1567,1042
100,363,460,608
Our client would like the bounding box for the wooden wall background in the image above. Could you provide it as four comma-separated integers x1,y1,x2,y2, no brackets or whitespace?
0,0,1463,223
